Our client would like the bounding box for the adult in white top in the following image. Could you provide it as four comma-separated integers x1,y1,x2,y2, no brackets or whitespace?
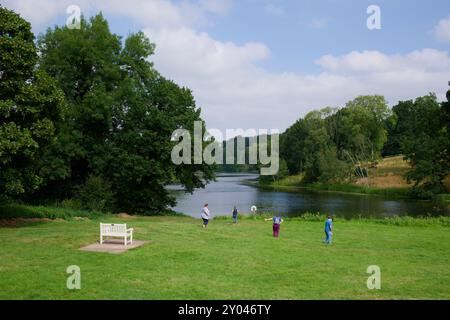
201,203,210,228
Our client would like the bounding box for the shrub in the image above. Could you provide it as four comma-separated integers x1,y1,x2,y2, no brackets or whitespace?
75,175,115,212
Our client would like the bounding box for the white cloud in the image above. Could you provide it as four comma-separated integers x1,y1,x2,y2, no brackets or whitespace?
434,15,450,43
316,49,450,74
146,27,269,77
1,0,228,31
147,24,450,133
3,0,450,136
1,0,68,29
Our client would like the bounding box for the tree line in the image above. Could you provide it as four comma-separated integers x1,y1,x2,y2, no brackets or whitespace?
0,7,214,214
274,93,449,198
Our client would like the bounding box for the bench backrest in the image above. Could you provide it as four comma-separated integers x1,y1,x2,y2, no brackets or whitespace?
101,223,127,235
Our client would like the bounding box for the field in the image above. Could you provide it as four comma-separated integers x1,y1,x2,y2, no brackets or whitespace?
0,212,449,300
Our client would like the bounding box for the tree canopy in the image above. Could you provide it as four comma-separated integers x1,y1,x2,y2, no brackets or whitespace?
278,92,449,197
0,6,64,198
1,8,214,213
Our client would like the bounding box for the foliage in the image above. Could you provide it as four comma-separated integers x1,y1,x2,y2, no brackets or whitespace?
74,175,114,212
279,108,334,182
31,15,214,213
0,6,64,197
399,94,450,198
259,158,289,183
277,92,450,199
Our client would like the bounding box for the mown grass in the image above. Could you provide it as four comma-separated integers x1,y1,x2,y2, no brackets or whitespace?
0,210,449,300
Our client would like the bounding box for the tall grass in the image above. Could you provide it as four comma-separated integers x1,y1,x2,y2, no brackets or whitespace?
0,203,103,220
307,182,410,197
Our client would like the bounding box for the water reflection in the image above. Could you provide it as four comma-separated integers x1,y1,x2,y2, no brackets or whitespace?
169,174,449,219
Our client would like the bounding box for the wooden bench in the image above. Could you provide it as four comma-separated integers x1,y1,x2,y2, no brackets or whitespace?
100,223,134,246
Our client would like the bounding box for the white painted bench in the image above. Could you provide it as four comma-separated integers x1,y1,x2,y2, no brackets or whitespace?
100,223,134,246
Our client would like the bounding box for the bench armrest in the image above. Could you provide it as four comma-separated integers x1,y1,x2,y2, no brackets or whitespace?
127,228,134,232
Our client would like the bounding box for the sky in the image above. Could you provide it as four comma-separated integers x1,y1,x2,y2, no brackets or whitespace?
2,0,450,136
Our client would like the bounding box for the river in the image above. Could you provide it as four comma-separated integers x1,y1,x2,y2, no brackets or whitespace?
168,174,449,219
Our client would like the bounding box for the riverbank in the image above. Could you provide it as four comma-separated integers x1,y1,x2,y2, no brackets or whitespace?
262,181,411,198
0,211,449,299
260,156,450,201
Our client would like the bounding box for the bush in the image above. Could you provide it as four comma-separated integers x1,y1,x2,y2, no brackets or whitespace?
75,175,115,212
60,198,83,210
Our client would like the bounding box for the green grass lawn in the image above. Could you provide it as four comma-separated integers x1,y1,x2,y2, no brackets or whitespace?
0,214,449,300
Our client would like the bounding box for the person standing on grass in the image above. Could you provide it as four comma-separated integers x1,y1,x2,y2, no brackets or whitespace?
265,215,283,238
201,203,210,228
324,215,333,244
232,206,238,224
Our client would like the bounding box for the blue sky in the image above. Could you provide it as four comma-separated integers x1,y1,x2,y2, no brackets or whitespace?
209,0,450,73
84,0,450,73
3,0,450,134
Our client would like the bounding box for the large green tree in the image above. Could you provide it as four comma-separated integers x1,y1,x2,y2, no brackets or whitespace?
35,14,214,213
280,108,348,183
400,94,450,198
302,109,348,182
280,118,307,175
332,95,390,162
0,6,64,198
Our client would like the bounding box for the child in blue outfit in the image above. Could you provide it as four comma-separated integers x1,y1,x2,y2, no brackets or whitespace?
324,215,333,244
232,206,238,223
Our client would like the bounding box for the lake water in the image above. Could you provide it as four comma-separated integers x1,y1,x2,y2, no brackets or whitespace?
169,174,449,219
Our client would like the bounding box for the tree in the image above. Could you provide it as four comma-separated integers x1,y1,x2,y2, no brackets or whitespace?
401,94,450,198
301,109,349,182
0,6,64,198
334,96,390,160
329,96,390,182
35,14,123,199
383,100,416,157
280,119,307,175
36,15,214,213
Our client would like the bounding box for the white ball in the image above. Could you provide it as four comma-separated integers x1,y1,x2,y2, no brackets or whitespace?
251,205,257,213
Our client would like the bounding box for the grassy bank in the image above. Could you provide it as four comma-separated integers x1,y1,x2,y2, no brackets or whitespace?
0,203,103,220
261,177,410,198
0,203,184,221
0,208,449,299
306,183,410,197
264,156,450,199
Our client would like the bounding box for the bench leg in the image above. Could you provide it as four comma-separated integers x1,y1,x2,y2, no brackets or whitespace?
130,233,133,245
100,235,103,245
